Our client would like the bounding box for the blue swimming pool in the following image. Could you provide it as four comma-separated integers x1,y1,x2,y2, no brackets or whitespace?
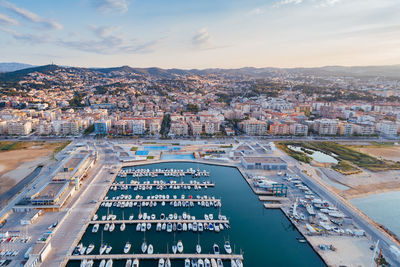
161,153,195,160
135,150,149,156
144,146,181,151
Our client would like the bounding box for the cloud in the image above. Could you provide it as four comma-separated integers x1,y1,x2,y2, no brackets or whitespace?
94,0,129,14
0,12,18,25
249,8,264,15
0,0,62,30
59,25,159,54
0,26,51,43
274,0,303,7
192,28,211,48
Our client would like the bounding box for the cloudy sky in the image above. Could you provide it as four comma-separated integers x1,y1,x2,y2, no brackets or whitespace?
1,0,399,69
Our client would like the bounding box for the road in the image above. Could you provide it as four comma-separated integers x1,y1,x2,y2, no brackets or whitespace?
292,165,400,265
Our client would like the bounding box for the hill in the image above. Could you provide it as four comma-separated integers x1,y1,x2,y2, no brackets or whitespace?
0,63,35,73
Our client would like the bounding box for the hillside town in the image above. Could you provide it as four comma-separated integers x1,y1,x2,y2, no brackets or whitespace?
0,65,400,138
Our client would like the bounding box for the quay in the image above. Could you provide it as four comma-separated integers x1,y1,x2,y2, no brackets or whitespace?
88,219,229,224
69,253,243,260
101,199,222,203
258,196,287,201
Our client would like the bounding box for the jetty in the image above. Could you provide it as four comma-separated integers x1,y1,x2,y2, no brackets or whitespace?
69,253,243,260
89,219,229,224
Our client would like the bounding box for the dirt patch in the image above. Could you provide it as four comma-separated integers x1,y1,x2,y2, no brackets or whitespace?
356,146,400,162
342,181,400,199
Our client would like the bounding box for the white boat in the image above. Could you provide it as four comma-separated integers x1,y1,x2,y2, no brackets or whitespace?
172,244,177,254
231,259,237,267
184,259,190,267
124,242,131,254
99,244,107,255
125,259,132,267
132,259,139,267
217,259,223,267
191,259,198,267
156,223,162,231
99,260,106,267
204,259,211,267
86,244,94,254
106,259,113,267
109,223,115,232
120,223,126,232
141,242,147,253
158,258,165,267
104,223,110,231
224,241,232,254
165,258,171,267
196,244,201,254
105,245,112,254
210,259,217,267
92,214,98,221
198,259,204,267
177,240,183,253
167,223,172,233
235,259,243,267
92,224,99,233
129,215,134,220
136,224,141,231
147,244,153,254
146,223,151,230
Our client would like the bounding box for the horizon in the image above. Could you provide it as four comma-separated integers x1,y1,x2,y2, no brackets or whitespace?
1,0,400,68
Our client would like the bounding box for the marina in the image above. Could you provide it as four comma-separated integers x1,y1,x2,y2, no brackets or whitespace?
66,162,326,267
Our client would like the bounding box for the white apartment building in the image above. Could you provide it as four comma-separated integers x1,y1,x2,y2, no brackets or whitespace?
204,122,215,135
354,123,375,135
169,122,188,136
290,123,308,136
7,120,32,135
149,121,160,135
313,119,339,135
131,120,146,135
190,121,202,136
377,121,398,136
242,119,267,136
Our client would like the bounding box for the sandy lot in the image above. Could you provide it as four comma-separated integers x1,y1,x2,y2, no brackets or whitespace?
0,142,67,194
356,146,400,162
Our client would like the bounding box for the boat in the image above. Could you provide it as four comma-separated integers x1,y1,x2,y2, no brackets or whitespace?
146,223,151,230
106,259,113,267
92,214,98,221
196,244,201,254
99,244,107,255
198,259,204,267
120,223,126,232
124,242,131,253
210,259,217,267
105,245,112,254
92,224,99,233
213,243,220,254
191,259,198,267
231,259,237,267
235,259,243,267
125,259,132,267
204,259,211,267
132,259,139,267
129,214,134,220
167,223,172,233
224,241,232,254
158,258,165,267
141,241,147,253
165,258,171,267
99,260,106,267
147,244,153,254
104,223,110,231
86,244,94,254
184,259,190,267
217,259,223,267
109,223,115,232
177,240,183,253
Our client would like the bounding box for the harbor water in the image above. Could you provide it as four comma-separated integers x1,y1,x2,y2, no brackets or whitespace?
67,162,326,267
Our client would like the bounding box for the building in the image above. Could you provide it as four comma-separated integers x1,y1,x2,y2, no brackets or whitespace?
290,123,308,136
242,119,267,136
94,120,110,134
20,210,42,225
269,122,290,135
30,182,70,206
377,121,398,136
313,119,339,135
149,121,160,135
204,122,215,135
169,122,188,136
190,121,202,136
7,120,32,135
131,120,146,135
241,156,287,170
354,123,375,136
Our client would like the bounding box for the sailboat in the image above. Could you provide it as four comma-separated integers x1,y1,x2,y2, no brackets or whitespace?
106,259,113,267
86,244,94,254
124,242,131,253
99,231,107,255
224,240,232,254
204,259,211,267
141,234,147,253
172,233,177,254
125,259,132,267
147,244,154,254
198,259,204,267
177,240,183,253
132,259,139,267
99,260,106,267
120,211,126,232
184,259,190,267
158,258,165,267
196,234,201,254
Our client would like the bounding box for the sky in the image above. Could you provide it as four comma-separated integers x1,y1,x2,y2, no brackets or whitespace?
0,0,400,69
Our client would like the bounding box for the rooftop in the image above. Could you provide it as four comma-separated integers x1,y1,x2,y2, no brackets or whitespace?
242,156,287,164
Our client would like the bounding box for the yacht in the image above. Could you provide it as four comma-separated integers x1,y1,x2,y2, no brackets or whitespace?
235,259,243,267
165,258,171,267
109,223,115,232
172,244,177,254
86,244,94,254
217,259,223,267
132,259,139,267
124,242,131,253
141,241,147,253
204,259,211,267
196,244,201,254
105,245,112,254
104,223,110,231
230,260,237,267
125,259,132,267
156,223,162,231
158,258,165,267
177,240,184,253
136,224,141,231
106,259,113,267
146,223,151,231
213,244,220,254
99,260,106,267
147,244,154,254
191,259,198,267
99,244,107,255
198,259,204,267
184,259,190,267
210,259,217,267
162,223,167,231
167,223,172,233
224,241,232,254
92,214,98,221
92,224,99,233
120,223,126,232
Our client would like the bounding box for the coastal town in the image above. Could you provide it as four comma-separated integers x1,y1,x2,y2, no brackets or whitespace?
0,65,399,138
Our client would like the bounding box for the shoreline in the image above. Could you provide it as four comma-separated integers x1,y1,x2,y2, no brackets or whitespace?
342,184,400,200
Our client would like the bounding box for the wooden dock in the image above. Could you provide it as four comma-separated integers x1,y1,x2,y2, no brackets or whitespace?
89,219,229,225
69,253,243,261
102,199,221,203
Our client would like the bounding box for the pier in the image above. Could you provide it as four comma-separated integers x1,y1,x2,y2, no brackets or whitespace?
69,253,243,261
89,219,229,224
101,199,222,203
111,183,215,187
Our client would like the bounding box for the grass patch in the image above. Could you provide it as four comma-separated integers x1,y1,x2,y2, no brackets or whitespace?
221,144,233,148
276,142,312,163
130,146,138,151
53,141,71,154
147,156,154,160
332,161,361,175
